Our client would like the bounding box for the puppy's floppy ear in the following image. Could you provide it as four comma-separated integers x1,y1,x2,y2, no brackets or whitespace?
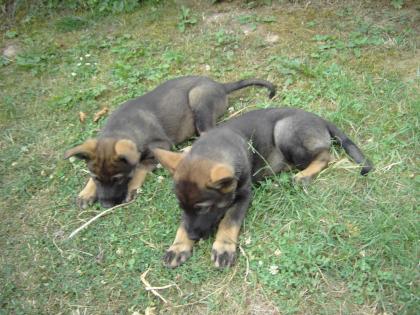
152,148,184,175
64,139,97,161
208,164,237,193
115,139,140,165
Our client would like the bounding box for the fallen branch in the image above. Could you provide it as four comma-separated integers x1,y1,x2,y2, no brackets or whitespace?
67,200,135,240
141,269,168,304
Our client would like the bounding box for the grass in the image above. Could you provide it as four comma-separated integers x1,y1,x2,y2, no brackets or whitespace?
1,0,419,314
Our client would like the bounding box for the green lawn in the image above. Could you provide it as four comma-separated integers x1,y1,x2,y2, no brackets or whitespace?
1,1,419,314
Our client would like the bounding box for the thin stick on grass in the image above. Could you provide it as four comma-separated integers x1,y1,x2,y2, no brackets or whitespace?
141,268,168,304
146,284,176,291
67,200,135,240
220,105,257,122
148,282,183,297
144,282,182,296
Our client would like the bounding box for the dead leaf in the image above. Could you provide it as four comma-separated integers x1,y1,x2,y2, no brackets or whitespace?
93,107,109,123
79,111,87,123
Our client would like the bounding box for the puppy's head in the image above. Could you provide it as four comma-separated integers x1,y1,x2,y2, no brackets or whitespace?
65,138,140,208
153,148,237,241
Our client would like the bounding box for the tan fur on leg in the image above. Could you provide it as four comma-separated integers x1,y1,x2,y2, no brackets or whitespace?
294,150,331,184
164,225,195,268
77,178,97,209
125,165,152,202
212,217,240,268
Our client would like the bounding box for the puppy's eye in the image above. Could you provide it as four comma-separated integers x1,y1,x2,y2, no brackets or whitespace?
196,206,210,215
111,174,125,184
90,173,101,182
194,202,213,214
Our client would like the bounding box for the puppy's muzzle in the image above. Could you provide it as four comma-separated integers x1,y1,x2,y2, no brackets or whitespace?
187,229,211,241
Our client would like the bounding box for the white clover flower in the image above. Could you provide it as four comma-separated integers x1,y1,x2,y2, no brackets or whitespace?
157,176,164,183
269,265,279,275
77,62,81,66
245,236,252,245
71,72,77,76
85,54,91,57
274,249,282,256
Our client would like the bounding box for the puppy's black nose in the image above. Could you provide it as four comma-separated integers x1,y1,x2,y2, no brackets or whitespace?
187,231,201,241
187,229,212,241
100,200,115,208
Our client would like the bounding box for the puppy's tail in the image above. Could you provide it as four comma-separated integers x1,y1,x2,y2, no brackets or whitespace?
327,122,373,175
223,79,276,99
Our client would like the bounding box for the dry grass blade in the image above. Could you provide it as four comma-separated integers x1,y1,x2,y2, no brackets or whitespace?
239,245,250,283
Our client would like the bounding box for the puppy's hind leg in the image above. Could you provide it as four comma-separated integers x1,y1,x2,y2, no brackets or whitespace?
294,150,331,185
188,86,227,134
273,117,331,185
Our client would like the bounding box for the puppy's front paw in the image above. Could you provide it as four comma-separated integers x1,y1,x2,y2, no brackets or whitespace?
76,193,97,209
293,172,313,186
163,244,192,268
211,240,237,268
77,179,97,209
125,189,138,203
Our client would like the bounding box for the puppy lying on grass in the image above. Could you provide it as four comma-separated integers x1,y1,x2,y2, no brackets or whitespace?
64,76,276,209
153,107,373,268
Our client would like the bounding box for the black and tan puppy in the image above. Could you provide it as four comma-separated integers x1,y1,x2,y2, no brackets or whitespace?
153,108,373,268
64,76,276,209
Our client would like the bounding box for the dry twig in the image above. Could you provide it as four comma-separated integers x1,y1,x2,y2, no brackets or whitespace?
221,105,256,122
67,200,135,239
141,269,168,304
146,284,175,291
